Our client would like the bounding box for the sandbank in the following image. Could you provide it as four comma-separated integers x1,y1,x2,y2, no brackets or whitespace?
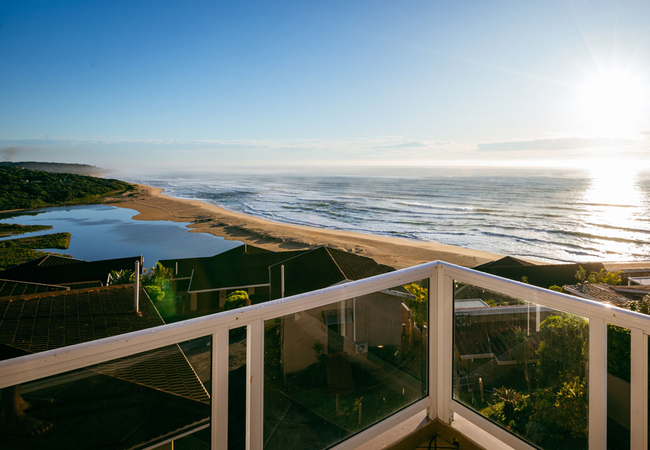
106,184,502,269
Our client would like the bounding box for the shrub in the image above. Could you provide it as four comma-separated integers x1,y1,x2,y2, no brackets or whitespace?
224,290,251,311
145,285,164,302
108,269,134,285
536,314,588,387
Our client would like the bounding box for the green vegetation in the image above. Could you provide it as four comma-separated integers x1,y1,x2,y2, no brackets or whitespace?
575,266,622,286
224,290,251,311
108,269,135,285
607,325,631,382
0,161,103,176
471,314,590,449
536,314,588,386
628,294,650,314
0,166,134,211
404,282,428,325
109,262,174,304
0,232,71,269
0,223,52,237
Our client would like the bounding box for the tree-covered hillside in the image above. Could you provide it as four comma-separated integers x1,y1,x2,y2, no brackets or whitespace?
0,167,134,211
0,161,104,175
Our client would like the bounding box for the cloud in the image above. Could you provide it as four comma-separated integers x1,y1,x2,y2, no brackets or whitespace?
380,141,427,149
478,136,639,152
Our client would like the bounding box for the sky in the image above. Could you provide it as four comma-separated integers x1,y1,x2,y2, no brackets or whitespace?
1,0,650,172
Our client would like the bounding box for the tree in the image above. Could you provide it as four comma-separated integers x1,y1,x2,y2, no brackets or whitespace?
536,314,588,387
108,269,134,285
224,290,251,311
531,377,588,444
108,263,172,302
587,268,621,286
493,387,523,422
607,325,631,382
508,327,535,393
404,283,428,325
628,294,650,315
142,262,173,289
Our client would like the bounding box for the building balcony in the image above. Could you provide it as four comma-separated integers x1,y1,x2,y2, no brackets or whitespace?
0,261,646,449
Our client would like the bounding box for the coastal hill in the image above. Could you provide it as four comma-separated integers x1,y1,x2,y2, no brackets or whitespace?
0,161,105,176
0,166,134,211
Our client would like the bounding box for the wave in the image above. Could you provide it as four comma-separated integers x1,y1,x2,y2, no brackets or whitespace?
146,173,650,263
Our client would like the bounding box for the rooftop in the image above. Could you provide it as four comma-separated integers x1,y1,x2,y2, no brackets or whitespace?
0,255,143,286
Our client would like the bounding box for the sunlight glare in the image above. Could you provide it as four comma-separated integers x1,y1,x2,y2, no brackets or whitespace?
585,160,641,207
578,69,648,134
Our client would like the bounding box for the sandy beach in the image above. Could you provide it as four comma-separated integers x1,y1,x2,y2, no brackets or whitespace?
106,184,501,269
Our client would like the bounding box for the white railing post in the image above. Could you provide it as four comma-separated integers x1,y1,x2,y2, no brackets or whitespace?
428,269,437,421
435,264,453,424
630,328,648,449
589,318,607,449
246,319,264,450
211,328,230,450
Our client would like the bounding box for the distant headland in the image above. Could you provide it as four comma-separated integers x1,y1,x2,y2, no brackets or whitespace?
0,161,105,176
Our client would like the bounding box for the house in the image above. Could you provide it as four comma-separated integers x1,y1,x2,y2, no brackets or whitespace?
563,283,632,307
268,246,394,299
474,256,606,288
266,247,419,381
0,284,209,449
0,279,69,298
603,261,650,283
160,244,307,317
0,254,143,287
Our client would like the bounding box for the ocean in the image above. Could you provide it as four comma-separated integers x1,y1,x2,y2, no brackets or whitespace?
127,166,650,264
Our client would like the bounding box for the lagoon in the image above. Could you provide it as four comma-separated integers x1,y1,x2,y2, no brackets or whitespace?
0,204,240,266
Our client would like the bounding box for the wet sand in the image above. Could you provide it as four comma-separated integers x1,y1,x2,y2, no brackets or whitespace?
106,184,502,269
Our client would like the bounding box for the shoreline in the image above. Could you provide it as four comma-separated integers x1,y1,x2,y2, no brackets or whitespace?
105,184,502,269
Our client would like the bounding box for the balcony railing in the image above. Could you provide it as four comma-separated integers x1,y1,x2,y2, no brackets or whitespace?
1,261,648,449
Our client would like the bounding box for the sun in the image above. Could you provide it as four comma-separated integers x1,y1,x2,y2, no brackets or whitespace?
578,68,648,134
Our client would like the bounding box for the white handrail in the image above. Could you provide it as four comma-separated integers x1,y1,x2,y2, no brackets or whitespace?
0,261,438,388
441,262,650,331
2,260,650,450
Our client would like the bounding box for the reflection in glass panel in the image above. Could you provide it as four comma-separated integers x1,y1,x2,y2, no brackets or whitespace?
229,327,247,450
0,337,212,449
263,280,429,449
453,282,589,449
607,325,631,450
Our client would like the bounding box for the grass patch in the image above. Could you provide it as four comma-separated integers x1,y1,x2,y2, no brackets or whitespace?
0,232,72,270
0,223,52,237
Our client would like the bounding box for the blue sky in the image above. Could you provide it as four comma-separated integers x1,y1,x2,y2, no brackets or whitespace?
1,1,650,172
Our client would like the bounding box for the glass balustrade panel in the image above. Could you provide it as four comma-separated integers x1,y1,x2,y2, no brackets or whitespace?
607,325,631,450
453,281,589,449
0,336,213,449
263,279,429,449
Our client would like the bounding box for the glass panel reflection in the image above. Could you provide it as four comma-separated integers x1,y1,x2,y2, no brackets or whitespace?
0,337,212,449
453,282,589,449
607,325,631,450
263,280,429,449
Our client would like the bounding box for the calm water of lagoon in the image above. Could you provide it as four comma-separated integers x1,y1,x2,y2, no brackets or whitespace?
0,204,240,266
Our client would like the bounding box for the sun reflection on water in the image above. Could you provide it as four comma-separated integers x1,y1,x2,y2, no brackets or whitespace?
579,163,647,260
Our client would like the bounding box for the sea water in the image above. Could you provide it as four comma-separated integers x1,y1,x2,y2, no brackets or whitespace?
0,204,240,265
129,167,650,263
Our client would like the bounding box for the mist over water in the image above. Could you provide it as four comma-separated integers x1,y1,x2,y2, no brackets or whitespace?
127,167,650,263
